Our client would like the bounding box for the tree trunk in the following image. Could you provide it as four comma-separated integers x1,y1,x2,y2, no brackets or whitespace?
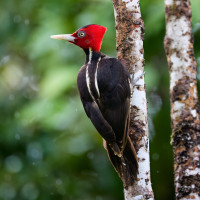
112,0,154,199
164,0,200,199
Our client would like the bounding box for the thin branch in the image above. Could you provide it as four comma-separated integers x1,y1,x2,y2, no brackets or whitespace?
112,0,154,199
164,0,200,199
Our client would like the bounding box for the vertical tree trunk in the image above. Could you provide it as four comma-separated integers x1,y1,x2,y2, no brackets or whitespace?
112,0,154,199
164,0,200,199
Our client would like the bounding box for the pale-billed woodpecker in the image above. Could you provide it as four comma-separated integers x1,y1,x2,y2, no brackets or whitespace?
51,24,138,186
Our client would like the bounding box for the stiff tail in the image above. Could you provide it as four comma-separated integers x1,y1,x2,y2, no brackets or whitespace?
105,136,138,187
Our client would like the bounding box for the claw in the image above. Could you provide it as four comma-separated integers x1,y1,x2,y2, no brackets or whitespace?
131,71,145,86
109,142,122,157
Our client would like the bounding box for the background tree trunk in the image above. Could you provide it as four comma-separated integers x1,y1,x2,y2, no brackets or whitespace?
164,0,200,199
112,0,154,199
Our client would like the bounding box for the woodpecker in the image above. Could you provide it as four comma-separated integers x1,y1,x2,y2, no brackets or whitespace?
51,24,138,186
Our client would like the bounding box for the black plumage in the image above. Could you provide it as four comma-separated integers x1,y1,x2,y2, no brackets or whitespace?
77,50,138,186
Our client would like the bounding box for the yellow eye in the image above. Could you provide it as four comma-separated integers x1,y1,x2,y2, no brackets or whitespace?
78,31,85,38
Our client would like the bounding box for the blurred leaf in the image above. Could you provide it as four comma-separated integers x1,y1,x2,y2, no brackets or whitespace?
39,66,77,99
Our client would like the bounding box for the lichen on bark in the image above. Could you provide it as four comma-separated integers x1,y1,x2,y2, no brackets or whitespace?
113,0,154,199
164,0,200,199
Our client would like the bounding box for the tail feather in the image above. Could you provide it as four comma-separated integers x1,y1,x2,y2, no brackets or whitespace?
105,136,138,187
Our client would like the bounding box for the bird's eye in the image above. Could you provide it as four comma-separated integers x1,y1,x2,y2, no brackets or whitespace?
78,31,86,38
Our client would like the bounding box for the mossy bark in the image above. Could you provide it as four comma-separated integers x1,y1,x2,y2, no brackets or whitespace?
164,0,200,199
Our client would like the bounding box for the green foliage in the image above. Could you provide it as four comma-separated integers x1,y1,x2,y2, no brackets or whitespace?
0,0,200,200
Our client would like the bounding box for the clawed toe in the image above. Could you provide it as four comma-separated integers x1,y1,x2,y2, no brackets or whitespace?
109,142,122,157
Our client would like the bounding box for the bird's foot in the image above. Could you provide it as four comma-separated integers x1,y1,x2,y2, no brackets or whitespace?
131,71,145,87
109,142,122,157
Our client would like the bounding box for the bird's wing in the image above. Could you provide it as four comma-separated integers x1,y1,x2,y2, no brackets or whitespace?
77,64,121,156
101,90,130,152
77,58,131,155
97,58,131,152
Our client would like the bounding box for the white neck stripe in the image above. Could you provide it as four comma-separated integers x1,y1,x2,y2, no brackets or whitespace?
95,57,101,98
88,47,92,65
86,48,95,101
86,66,95,101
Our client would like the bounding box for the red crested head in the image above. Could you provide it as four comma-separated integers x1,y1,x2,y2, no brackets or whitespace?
51,24,107,52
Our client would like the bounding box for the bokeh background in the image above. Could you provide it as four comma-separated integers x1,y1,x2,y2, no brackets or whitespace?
0,0,200,199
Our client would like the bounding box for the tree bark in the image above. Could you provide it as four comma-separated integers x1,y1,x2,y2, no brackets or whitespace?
112,0,154,199
164,0,200,199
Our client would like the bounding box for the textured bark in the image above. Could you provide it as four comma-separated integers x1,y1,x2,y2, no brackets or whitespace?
164,0,200,199
112,0,154,199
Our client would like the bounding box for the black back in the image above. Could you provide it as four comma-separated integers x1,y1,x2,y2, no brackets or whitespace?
77,51,131,150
